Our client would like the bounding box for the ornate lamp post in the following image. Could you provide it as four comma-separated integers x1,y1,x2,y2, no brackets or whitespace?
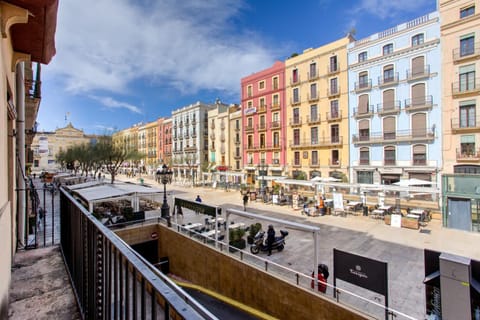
159,164,173,221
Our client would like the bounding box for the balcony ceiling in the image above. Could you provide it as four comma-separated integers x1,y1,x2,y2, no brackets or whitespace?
6,0,58,64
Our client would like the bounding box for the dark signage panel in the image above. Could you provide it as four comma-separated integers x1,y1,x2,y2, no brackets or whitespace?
333,248,388,296
174,198,219,217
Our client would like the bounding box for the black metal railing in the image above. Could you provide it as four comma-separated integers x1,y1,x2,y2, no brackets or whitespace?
59,188,215,319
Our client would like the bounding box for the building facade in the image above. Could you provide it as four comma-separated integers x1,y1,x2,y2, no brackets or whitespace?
348,13,442,187
285,37,353,181
241,61,286,188
229,105,242,172
440,0,480,231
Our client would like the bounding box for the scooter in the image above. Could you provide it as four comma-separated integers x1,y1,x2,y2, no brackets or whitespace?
250,229,288,254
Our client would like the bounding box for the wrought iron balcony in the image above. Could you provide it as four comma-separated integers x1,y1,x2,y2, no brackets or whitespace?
376,101,401,116
406,65,430,81
327,63,340,75
378,73,399,87
456,148,480,162
451,116,480,133
289,136,343,148
453,42,480,62
354,79,372,92
289,117,302,126
306,115,321,125
404,95,433,112
352,128,435,145
353,106,374,119
326,110,342,121
452,79,480,97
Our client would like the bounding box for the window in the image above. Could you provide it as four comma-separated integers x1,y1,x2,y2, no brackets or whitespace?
413,144,427,165
260,134,265,148
460,5,475,18
273,76,279,90
359,71,369,88
247,85,252,97
272,94,279,107
383,117,396,140
310,83,317,99
259,115,265,128
459,64,476,91
330,78,338,94
294,152,300,165
292,69,299,83
383,64,395,82
460,135,476,156
329,56,338,72
359,147,369,165
331,124,339,143
259,97,265,107
247,117,253,128
259,80,265,90
384,146,396,165
311,151,318,165
331,150,339,165
247,101,253,108
383,43,393,55
460,35,475,57
358,51,367,62
273,132,280,147
412,34,424,46
247,135,253,148
293,129,300,145
235,119,240,130
330,100,339,118
293,88,299,103
293,108,300,123
460,102,476,128
309,62,317,79
359,120,370,141
383,89,395,110
358,94,369,114
311,127,318,144
310,104,318,121
357,171,373,184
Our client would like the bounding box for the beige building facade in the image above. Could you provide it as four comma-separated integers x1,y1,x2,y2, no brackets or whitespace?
285,36,353,180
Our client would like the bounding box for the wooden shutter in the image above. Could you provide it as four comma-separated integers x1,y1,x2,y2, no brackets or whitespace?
383,117,396,139
358,94,368,114
412,113,426,137
412,83,425,106
412,56,424,75
359,120,369,129
383,90,394,110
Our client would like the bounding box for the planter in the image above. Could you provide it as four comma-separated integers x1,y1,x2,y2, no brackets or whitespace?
229,239,246,252
384,215,419,230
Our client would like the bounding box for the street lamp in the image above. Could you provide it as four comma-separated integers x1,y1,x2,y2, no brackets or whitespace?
257,163,269,200
159,164,173,223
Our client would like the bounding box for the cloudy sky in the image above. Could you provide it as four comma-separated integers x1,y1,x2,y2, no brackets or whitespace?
37,0,436,134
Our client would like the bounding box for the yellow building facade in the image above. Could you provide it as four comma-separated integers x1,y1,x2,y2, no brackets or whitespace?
285,36,353,180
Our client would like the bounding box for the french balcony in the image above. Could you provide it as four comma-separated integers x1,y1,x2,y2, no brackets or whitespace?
257,123,267,131
265,142,281,151
234,139,241,145
184,145,197,152
453,42,480,63
412,158,427,166
191,119,196,125
327,63,340,75
406,65,431,82
191,132,197,138
309,160,320,168
290,97,301,106
234,126,241,132
353,106,375,119
290,75,301,85
178,135,184,140
326,110,342,122
308,92,319,102
306,115,321,125
354,79,372,92
327,87,340,98
404,95,433,112
245,125,254,133
384,159,396,166
209,145,215,151
452,79,480,97
456,148,480,162
308,69,319,81
352,128,435,145
244,144,259,151
257,105,267,113
289,136,343,148
377,101,401,116
234,153,242,159
270,121,281,129
451,116,480,133
359,159,370,165
271,103,281,110
329,158,341,167
377,73,399,88
292,162,302,168
173,136,178,141
289,117,302,126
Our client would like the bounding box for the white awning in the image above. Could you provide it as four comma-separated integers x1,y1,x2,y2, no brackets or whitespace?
273,179,315,187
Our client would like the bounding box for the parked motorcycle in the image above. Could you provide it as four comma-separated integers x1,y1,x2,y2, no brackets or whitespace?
250,229,288,254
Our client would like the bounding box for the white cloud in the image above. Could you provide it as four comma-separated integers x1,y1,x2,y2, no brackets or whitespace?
47,0,276,98
351,0,432,19
89,95,142,114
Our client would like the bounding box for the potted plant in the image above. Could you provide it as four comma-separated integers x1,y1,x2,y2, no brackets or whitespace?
247,223,262,244
229,228,246,252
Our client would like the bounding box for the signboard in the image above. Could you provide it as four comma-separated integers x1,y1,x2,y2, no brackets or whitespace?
333,248,388,296
244,107,257,115
174,198,219,217
333,192,344,210
390,214,402,228
292,193,299,210
272,195,278,204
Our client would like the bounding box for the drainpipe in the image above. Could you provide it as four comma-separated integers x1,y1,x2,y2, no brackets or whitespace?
16,61,26,247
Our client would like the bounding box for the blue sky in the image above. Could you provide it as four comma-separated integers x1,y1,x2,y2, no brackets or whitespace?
37,0,436,134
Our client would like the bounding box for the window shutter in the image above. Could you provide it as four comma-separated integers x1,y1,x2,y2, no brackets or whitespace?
412,56,424,75
412,113,426,137
358,94,368,113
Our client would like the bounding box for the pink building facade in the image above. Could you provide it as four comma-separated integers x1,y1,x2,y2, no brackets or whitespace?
241,61,286,187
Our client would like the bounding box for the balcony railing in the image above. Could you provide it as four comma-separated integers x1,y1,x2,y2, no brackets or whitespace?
327,63,339,74
377,73,399,87
451,116,480,132
289,117,302,126
453,42,480,62
384,159,396,166
184,146,197,152
60,190,214,320
326,110,342,121
456,148,480,161
329,158,341,167
353,106,375,119
406,65,431,81
452,79,480,96
270,121,281,129
271,103,281,110
257,123,267,131
404,95,433,112
308,70,319,81
327,87,340,97
352,128,435,145
244,144,258,151
290,75,301,85
376,101,401,115
354,79,372,92
245,125,254,132
257,105,267,113
234,139,241,145
306,115,321,125
289,136,343,148
308,92,319,102
290,97,301,105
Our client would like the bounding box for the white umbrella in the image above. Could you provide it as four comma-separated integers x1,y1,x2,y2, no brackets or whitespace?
310,176,341,182
393,178,435,187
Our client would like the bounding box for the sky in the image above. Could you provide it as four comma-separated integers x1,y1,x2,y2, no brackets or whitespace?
37,0,437,134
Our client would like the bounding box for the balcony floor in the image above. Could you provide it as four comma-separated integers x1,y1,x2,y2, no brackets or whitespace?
8,246,80,320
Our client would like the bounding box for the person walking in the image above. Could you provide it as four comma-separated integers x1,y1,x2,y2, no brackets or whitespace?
242,193,249,211
195,195,202,203
266,225,275,256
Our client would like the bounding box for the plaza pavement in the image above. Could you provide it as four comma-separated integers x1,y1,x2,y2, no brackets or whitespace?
125,174,480,319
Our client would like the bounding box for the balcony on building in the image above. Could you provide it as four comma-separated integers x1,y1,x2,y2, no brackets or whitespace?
308,69,319,81
453,42,480,63
220,121,225,130
290,137,343,148
309,160,320,167
245,125,254,133
257,123,267,131
329,158,341,167
257,105,267,113
179,135,184,140
184,145,197,152
179,121,184,128
352,128,435,145
292,162,302,168
290,117,302,126
264,142,281,151
327,87,340,98
290,75,301,85
406,65,431,82
378,73,399,88
451,116,480,133
191,132,197,138
452,79,480,97
234,138,241,145
384,158,396,166
456,148,480,162
270,102,281,111
412,158,427,166
308,91,319,102
354,79,372,92
173,135,178,141
234,152,242,159
270,121,281,129
234,125,241,132
377,101,401,116
306,115,321,125
359,158,370,166
244,143,258,151
326,110,342,122
210,144,215,151
291,96,301,106
327,63,340,75
353,106,374,119
404,95,433,112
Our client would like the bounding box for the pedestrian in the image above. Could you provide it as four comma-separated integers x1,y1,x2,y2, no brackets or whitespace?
195,195,202,203
311,264,329,293
243,193,249,211
266,225,275,256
